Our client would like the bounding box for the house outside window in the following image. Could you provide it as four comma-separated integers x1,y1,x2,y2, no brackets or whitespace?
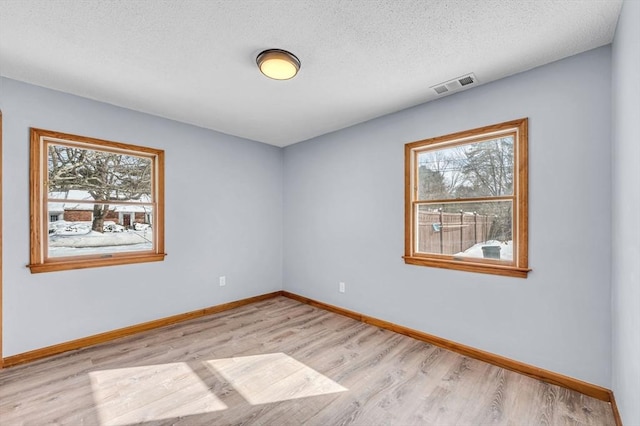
29,128,165,273
404,118,530,278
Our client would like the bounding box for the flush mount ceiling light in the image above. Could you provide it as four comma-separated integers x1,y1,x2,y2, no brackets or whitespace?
256,49,301,80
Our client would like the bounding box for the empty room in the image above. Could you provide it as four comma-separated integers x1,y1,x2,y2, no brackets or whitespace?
0,0,638,425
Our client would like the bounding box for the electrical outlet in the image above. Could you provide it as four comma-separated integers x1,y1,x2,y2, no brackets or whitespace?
339,282,345,293
219,276,226,286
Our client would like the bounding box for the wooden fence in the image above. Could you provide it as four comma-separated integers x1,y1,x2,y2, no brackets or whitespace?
418,210,495,255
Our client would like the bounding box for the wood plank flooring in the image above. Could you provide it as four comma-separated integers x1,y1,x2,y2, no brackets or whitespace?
0,297,616,425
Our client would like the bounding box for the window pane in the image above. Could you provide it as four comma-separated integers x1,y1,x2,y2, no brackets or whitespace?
30,128,165,273
48,203,154,258
47,144,152,203
417,136,514,200
415,200,513,261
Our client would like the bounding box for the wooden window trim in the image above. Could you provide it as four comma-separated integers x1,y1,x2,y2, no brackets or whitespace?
404,118,530,278
28,128,166,273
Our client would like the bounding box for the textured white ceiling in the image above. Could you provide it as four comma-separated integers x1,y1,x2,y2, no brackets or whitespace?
0,0,623,147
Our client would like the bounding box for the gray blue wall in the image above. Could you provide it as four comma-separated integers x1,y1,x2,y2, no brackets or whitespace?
0,77,283,356
2,29,631,404
612,0,640,424
283,46,612,387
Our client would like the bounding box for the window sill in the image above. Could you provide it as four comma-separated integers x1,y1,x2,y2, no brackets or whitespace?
28,253,167,273
403,256,530,278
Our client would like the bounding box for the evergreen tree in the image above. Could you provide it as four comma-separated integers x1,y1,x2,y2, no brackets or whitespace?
462,137,513,197
418,166,447,200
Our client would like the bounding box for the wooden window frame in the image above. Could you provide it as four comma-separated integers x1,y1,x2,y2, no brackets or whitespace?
28,128,166,273
404,118,530,278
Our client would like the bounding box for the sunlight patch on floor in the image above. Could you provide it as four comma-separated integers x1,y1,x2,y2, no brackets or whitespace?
205,352,347,405
89,362,227,426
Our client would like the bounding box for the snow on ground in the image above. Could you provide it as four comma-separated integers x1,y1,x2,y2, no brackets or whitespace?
49,242,152,257
49,230,152,248
455,240,513,261
48,221,153,257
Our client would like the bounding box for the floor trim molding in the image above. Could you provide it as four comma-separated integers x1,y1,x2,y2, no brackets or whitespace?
2,291,283,368
281,291,614,404
609,390,623,426
2,288,619,421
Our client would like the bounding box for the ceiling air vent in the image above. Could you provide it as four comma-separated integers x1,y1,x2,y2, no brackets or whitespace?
431,73,478,96
458,75,475,86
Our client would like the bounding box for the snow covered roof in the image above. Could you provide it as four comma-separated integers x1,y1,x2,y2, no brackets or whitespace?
48,190,151,212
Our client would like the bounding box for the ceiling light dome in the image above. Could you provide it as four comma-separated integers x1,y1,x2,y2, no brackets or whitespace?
256,49,300,80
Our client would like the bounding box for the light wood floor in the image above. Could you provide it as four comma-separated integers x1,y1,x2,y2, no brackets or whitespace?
0,296,616,425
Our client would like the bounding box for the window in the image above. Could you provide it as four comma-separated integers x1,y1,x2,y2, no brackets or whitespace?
29,128,165,273
404,118,529,278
